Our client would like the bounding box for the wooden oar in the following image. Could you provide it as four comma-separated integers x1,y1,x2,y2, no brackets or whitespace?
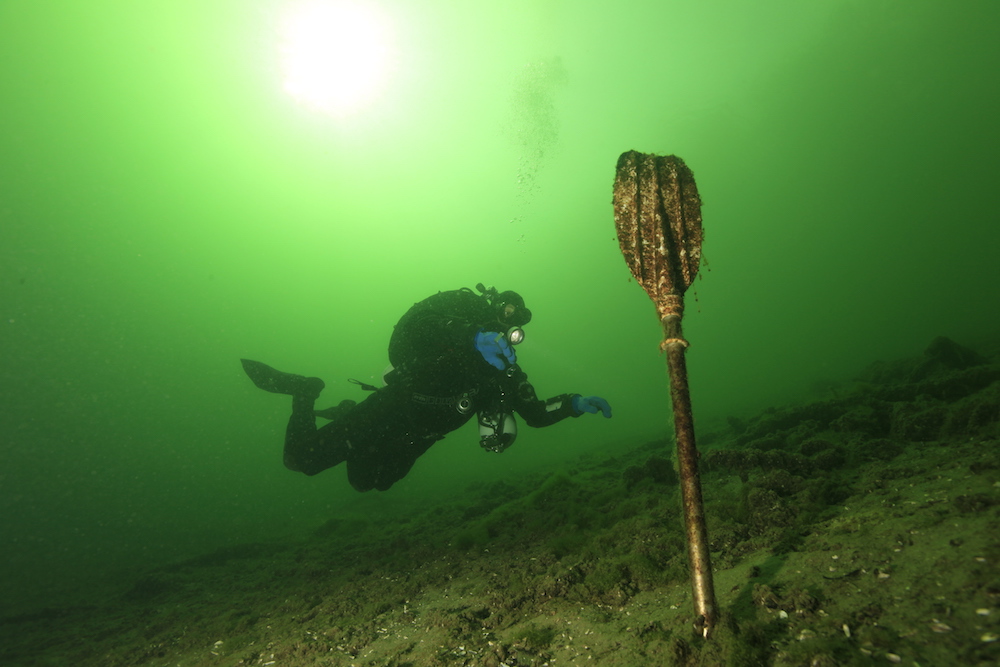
612,150,717,638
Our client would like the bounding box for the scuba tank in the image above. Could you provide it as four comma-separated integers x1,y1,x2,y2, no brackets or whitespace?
478,363,519,453
478,410,517,452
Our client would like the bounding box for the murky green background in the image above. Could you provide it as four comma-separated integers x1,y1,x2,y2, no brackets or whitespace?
1,0,997,615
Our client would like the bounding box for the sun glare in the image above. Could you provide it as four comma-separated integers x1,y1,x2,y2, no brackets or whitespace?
279,0,395,117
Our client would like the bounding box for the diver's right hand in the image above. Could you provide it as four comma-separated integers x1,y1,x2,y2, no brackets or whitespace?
475,330,516,370
572,395,613,418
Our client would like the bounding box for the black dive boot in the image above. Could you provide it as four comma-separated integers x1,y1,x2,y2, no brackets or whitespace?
240,359,325,399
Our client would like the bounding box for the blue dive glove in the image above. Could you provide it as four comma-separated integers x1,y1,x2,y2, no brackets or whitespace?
572,395,612,418
475,330,516,370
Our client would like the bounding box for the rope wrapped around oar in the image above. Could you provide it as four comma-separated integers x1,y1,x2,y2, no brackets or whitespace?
613,150,717,638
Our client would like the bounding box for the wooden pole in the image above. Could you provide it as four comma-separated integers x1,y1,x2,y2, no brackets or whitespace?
662,309,716,638
613,151,717,638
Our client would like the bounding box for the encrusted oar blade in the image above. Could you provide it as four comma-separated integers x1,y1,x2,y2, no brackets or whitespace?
613,150,703,319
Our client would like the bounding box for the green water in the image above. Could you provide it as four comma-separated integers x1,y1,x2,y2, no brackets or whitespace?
1,0,997,616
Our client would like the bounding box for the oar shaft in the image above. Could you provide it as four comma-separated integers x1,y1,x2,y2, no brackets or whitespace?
662,314,717,638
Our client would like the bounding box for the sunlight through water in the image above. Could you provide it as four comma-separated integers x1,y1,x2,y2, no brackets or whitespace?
278,0,395,117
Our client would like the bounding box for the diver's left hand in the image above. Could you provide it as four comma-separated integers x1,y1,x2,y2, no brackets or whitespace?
572,395,612,418
475,330,517,370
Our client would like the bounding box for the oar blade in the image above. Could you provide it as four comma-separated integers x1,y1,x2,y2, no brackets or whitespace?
613,150,703,317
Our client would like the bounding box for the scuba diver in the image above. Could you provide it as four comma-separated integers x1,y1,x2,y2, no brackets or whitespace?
241,284,612,492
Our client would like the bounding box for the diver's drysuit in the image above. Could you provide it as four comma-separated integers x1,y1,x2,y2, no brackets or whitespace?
254,286,585,492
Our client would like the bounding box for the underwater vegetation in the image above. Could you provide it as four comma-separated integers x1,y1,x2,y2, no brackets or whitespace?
2,336,998,666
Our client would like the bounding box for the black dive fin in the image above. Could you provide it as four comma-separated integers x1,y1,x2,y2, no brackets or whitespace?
240,359,325,399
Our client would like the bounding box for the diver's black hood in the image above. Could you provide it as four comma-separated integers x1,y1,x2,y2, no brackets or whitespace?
475,283,531,328
493,290,532,327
